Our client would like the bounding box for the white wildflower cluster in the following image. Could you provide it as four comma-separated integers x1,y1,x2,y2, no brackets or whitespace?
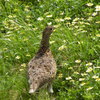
95,5,100,11
3,18,21,30
66,77,72,80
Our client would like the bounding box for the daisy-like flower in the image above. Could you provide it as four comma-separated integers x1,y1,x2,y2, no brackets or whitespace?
86,62,93,66
95,78,100,81
5,0,10,1
47,22,52,25
19,69,24,71
92,75,99,79
73,18,79,22
54,24,60,28
68,67,73,70
37,17,44,21
87,17,93,21
66,77,72,80
96,21,100,24
55,18,64,22
21,63,26,67
64,17,71,20
86,3,93,7
92,12,97,16
94,66,100,69
70,79,75,82
75,60,81,63
24,8,30,12
50,41,55,44
60,12,64,15
8,15,13,18
58,45,67,51
81,73,88,76
86,87,93,91
28,24,32,26
15,56,20,59
26,54,31,57
96,34,100,37
80,82,86,86
95,5,100,11
46,15,52,18
26,15,31,18
79,78,85,81
86,67,93,73
74,72,79,75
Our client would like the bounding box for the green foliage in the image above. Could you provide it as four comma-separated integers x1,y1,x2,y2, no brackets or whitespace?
0,0,100,100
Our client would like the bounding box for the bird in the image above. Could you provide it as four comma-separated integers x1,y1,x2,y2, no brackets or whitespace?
28,26,57,94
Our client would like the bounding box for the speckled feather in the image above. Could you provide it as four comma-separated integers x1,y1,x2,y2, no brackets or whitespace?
28,26,57,93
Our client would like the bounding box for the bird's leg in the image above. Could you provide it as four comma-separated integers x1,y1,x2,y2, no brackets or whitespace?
47,83,54,93
29,82,38,94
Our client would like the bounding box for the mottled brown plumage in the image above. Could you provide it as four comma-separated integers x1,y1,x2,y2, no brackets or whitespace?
28,26,57,93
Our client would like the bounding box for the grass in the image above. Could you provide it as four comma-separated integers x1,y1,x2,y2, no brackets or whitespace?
0,0,100,100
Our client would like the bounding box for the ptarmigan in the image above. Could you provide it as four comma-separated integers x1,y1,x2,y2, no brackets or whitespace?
28,26,57,94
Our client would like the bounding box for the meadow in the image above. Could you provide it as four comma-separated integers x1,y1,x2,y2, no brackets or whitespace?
0,0,100,100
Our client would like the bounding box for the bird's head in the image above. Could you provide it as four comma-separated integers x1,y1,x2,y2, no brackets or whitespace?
43,26,54,36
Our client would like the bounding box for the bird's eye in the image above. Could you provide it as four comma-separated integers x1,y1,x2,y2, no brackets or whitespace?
50,28,52,30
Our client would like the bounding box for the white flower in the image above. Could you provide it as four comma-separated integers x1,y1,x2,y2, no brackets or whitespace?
64,17,71,20
37,17,44,21
96,34,100,37
26,54,31,57
96,21,100,24
28,24,32,26
92,12,97,16
81,73,88,76
86,87,93,91
8,15,13,18
95,78,100,81
86,67,93,72
55,18,64,22
19,69,24,71
50,41,55,44
80,82,86,86
86,3,93,7
46,15,52,18
60,12,64,15
21,63,26,67
86,62,93,66
73,18,79,22
95,5,100,11
94,66,100,69
15,56,20,59
75,60,81,63
79,78,85,81
92,75,99,79
5,0,10,1
68,67,73,69
74,72,79,74
47,22,52,25
66,77,72,80
58,45,67,51
87,17,93,21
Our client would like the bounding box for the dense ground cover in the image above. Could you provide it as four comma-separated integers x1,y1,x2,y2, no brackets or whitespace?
0,0,100,100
